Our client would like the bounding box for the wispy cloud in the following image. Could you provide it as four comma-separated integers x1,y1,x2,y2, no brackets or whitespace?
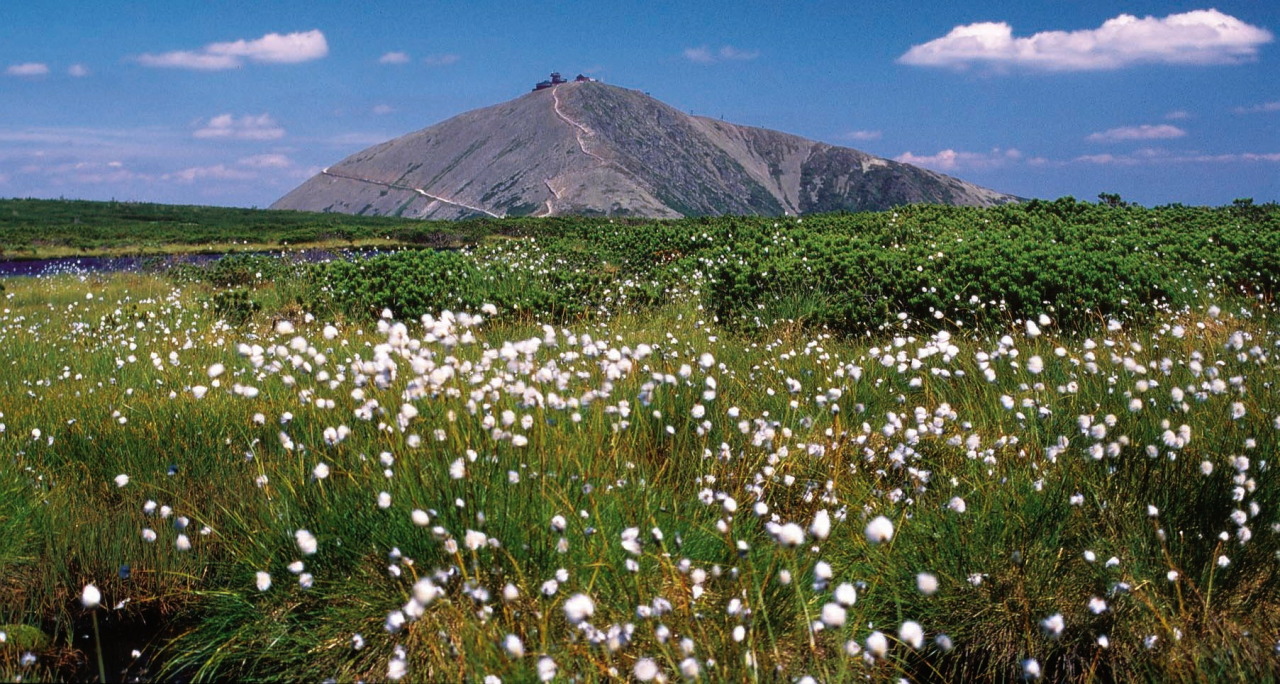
683,45,760,64
379,51,410,65
840,130,883,142
193,114,285,141
236,153,293,169
6,62,50,77
1164,110,1192,120
899,10,1273,72
1234,101,1280,114
1075,148,1280,165
371,104,395,115
67,64,90,77
137,30,328,70
423,54,460,66
896,148,1024,172
1086,124,1186,143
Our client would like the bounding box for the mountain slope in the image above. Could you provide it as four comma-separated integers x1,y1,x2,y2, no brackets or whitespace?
272,81,1018,219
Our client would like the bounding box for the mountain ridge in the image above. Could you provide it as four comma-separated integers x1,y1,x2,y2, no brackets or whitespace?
272,81,1019,219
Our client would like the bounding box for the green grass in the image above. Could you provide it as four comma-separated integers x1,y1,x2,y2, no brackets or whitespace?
0,262,1277,681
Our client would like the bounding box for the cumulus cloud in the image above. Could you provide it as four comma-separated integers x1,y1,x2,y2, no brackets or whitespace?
193,114,285,140
899,9,1273,71
138,30,328,70
423,53,460,66
683,45,760,64
67,64,90,77
1234,101,1280,114
896,148,1024,172
1087,124,1187,142
6,62,50,76
841,130,883,141
379,51,410,65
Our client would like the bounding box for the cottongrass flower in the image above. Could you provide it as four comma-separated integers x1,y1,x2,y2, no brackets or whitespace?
865,630,889,659
834,582,857,607
81,583,101,608
412,509,430,526
1041,613,1064,638
564,593,595,624
255,571,271,591
916,573,938,595
899,620,924,649
176,534,191,551
679,657,701,679
503,634,524,658
1022,658,1042,680
820,602,847,627
1088,597,1108,614
537,656,557,682
947,496,967,513
313,462,330,480
295,529,317,555
114,474,129,488
633,657,659,681
864,515,895,544
141,528,157,543
810,509,831,540
388,645,408,680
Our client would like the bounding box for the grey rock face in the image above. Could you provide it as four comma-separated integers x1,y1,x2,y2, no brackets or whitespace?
272,81,1018,218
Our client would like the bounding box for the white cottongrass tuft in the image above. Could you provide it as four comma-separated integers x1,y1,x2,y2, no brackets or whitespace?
633,657,660,681
916,572,938,595
502,633,524,658
295,529,317,555
81,583,101,608
255,571,271,591
114,474,130,488
834,582,857,607
865,630,889,658
898,620,924,649
1041,613,1064,638
810,509,831,540
563,593,595,624
864,515,895,544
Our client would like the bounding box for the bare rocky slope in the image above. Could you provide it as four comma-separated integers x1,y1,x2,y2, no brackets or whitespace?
272,81,1018,219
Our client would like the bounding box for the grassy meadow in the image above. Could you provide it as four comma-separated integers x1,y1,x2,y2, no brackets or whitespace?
0,199,1278,681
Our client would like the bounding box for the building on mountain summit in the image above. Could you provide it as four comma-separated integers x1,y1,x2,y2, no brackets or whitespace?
533,72,569,91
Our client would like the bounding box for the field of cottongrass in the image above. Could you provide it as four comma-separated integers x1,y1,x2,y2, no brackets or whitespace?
2,204,1280,682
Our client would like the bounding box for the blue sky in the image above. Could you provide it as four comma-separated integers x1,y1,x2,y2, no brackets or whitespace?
1,1,1276,208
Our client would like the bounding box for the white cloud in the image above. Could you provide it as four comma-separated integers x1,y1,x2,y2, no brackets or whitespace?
1164,110,1192,120
1086,124,1186,142
237,153,293,169
1234,101,1280,114
379,51,410,65
6,62,50,77
137,52,241,70
841,130,883,142
683,45,759,64
193,114,285,141
138,30,328,70
67,64,90,77
372,104,395,115
1076,148,1280,165
899,9,1273,72
423,53,460,66
164,164,258,183
896,148,1023,172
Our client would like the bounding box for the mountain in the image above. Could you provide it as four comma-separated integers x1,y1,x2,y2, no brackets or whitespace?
272,80,1018,219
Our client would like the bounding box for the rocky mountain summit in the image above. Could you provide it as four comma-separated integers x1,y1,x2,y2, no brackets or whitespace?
273,80,1018,219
